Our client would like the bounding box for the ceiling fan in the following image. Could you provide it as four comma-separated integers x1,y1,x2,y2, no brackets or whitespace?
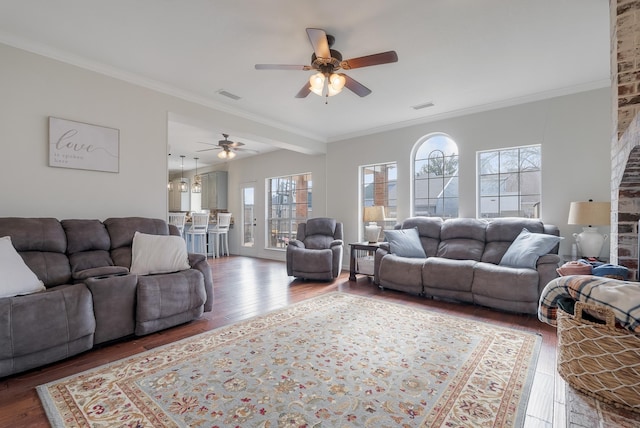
255,28,398,99
196,134,254,160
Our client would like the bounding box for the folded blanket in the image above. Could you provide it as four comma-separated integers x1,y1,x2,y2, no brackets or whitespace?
538,275,640,333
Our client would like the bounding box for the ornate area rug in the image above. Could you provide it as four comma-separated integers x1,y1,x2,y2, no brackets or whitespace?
38,293,540,427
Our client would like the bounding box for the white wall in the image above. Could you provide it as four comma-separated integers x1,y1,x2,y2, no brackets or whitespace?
225,150,326,261
327,88,611,258
0,43,322,220
1,42,611,260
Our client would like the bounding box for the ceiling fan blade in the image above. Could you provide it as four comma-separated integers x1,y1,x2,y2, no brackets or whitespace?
306,28,330,59
227,141,245,148
196,148,220,152
344,75,372,97
340,51,398,70
295,82,311,98
255,64,312,71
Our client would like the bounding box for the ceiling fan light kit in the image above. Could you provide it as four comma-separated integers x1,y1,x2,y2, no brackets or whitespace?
217,149,236,160
255,28,398,100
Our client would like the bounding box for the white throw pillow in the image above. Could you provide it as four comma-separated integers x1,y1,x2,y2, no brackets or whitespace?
130,232,190,275
0,236,45,298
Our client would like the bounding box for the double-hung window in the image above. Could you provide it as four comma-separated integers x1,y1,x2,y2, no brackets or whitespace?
361,162,397,240
267,173,312,249
478,145,541,218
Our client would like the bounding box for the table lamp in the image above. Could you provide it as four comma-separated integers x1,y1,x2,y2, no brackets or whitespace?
363,206,385,243
567,200,611,258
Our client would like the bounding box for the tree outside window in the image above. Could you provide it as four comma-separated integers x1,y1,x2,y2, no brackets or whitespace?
413,134,459,218
478,145,541,218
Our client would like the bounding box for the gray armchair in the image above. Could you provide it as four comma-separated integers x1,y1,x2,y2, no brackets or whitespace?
286,218,344,280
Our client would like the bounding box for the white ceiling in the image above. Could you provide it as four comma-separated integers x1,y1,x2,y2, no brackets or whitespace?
0,0,610,171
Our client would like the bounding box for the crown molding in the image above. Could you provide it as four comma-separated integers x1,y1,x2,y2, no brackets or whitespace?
327,79,611,143
0,33,326,144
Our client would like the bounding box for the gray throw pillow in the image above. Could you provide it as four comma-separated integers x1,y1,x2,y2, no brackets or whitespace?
384,228,427,258
499,228,562,269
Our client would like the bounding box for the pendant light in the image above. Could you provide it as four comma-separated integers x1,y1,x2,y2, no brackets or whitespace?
179,155,188,193
192,157,202,193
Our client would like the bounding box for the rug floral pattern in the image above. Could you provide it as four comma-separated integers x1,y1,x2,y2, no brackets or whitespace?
38,293,540,427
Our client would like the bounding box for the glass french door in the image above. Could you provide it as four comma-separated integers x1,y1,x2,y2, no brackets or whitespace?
241,183,256,252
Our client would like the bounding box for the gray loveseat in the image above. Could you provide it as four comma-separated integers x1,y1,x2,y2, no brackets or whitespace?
0,217,213,378
374,217,560,314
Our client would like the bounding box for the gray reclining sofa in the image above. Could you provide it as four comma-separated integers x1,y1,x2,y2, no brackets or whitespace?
374,217,560,314
0,217,213,378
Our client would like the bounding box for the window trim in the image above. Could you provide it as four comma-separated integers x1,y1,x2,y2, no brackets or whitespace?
360,161,397,242
265,172,312,251
476,144,541,219
411,132,459,218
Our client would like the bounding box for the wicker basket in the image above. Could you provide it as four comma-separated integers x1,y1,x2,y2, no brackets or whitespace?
557,301,640,413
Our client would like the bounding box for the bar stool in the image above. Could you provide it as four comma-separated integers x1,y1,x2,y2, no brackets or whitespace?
168,212,187,237
208,212,232,257
185,212,209,257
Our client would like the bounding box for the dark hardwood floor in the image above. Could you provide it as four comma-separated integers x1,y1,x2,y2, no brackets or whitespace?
0,256,562,427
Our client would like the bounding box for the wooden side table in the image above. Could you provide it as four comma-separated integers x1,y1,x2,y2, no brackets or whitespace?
349,242,382,281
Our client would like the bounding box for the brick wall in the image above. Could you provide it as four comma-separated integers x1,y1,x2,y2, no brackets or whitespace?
614,1,640,138
612,0,640,280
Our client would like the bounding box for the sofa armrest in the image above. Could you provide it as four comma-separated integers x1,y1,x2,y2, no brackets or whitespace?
188,253,206,266
288,239,305,249
374,245,390,284
188,255,214,312
73,266,130,281
330,239,343,248
537,253,561,296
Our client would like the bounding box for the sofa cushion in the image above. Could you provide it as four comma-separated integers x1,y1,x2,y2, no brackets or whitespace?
0,218,67,254
499,228,563,269
482,218,546,263
305,218,336,237
378,254,425,294
436,218,486,261
384,228,426,258
0,236,45,298
130,232,190,275
423,257,475,292
0,217,72,287
104,217,170,249
472,262,540,301
61,219,111,254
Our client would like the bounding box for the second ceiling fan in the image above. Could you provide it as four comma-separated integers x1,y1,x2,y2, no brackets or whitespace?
255,28,398,99
197,134,254,160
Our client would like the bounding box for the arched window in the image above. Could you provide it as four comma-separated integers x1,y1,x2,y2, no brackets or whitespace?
413,133,459,218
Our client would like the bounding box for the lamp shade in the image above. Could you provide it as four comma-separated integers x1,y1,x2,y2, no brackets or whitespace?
567,201,610,226
363,206,386,223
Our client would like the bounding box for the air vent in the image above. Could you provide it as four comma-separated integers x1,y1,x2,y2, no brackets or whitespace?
412,101,434,110
216,89,242,101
